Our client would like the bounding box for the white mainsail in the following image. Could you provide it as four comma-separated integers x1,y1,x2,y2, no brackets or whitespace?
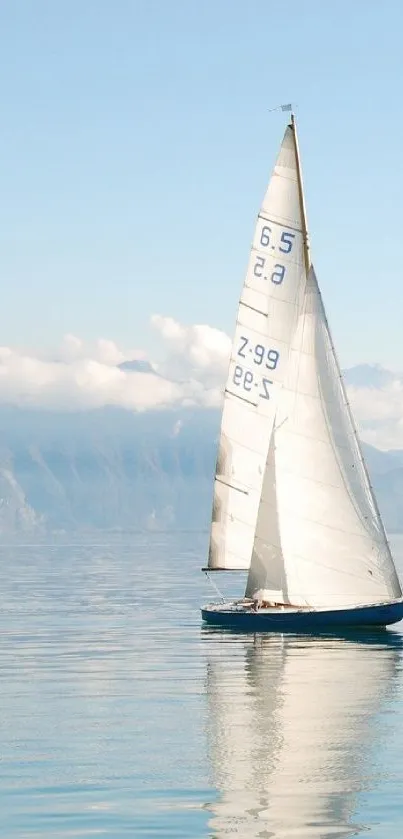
207,113,401,608
205,635,401,838
247,266,402,607
207,121,307,570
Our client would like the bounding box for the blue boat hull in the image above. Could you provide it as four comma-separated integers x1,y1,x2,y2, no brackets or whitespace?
201,600,403,632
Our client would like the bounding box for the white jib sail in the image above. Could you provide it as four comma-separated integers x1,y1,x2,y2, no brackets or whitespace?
247,266,402,607
207,123,307,570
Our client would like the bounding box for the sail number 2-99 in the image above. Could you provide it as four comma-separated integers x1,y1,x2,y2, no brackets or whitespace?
231,336,279,400
238,336,279,369
232,366,272,400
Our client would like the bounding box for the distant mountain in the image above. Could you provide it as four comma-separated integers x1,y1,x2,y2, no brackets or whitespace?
0,406,218,536
343,364,398,389
0,403,402,537
118,360,158,374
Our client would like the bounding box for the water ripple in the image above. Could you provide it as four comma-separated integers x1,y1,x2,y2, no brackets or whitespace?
0,533,402,837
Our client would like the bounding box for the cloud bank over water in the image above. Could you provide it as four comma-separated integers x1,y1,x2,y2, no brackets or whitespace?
0,315,401,449
0,316,230,413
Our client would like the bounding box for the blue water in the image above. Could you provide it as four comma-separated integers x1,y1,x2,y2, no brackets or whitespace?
0,533,403,837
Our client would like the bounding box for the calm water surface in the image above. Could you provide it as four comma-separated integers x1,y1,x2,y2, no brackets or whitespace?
1,533,403,837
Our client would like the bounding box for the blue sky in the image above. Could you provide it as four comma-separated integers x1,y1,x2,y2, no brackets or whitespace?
1,0,403,367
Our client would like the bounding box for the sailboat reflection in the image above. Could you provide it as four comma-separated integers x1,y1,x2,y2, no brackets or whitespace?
204,631,402,838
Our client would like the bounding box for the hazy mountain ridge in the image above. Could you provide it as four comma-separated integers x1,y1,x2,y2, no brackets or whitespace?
0,389,403,537
343,364,398,389
0,407,218,536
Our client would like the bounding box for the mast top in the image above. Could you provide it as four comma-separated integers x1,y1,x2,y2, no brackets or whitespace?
268,102,293,116
288,111,310,276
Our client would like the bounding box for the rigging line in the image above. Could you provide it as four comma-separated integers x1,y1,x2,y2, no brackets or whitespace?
274,416,288,433
204,571,225,603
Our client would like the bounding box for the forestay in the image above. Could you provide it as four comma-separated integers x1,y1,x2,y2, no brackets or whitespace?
247,266,402,607
207,124,306,570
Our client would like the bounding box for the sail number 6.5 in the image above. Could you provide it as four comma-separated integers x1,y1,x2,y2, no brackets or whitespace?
260,226,294,252
253,225,295,285
254,258,285,285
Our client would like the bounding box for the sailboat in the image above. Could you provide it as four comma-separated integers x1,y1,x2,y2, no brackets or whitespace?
202,112,403,630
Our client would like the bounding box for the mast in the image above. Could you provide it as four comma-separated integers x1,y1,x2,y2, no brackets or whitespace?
243,114,312,603
290,113,310,276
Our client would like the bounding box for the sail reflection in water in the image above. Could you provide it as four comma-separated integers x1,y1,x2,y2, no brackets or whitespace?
204,632,401,838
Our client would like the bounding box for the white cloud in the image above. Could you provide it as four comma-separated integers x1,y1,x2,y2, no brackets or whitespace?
348,383,403,450
59,334,84,361
94,339,125,366
0,351,185,412
1,315,403,451
0,316,230,413
58,334,133,366
151,314,231,387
